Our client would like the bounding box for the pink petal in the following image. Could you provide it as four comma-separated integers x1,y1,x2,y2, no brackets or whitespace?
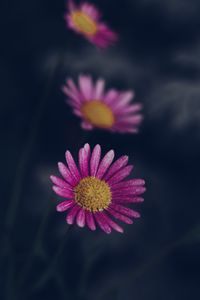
112,124,139,133
68,0,76,11
67,99,80,110
116,103,143,116
66,14,76,30
58,162,78,186
107,208,133,224
85,212,96,231
81,3,100,21
66,205,81,225
91,25,118,48
62,85,80,104
50,175,73,190
81,121,93,130
107,165,133,186
117,115,143,125
65,151,81,181
94,212,112,234
93,79,105,99
52,186,74,198
78,75,93,100
112,186,146,196
66,78,79,95
73,109,82,117
96,150,115,179
101,212,124,233
90,144,101,176
56,200,75,212
113,197,144,204
110,204,140,218
103,89,119,106
103,155,128,181
79,143,91,177
66,78,81,103
111,91,134,112
111,179,145,190
76,209,86,227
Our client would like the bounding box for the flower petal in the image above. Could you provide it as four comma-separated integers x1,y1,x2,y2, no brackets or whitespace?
62,85,80,104
117,115,143,125
111,179,145,190
116,103,142,116
56,200,75,212
81,121,93,130
112,186,146,196
85,212,96,231
52,186,74,198
81,3,100,21
110,204,140,218
107,207,133,224
93,79,105,99
79,143,91,177
96,150,115,179
78,75,93,100
91,25,118,48
94,212,111,234
113,197,144,204
68,0,76,11
111,91,134,112
101,212,124,233
103,155,128,180
90,144,101,176
107,165,133,186
66,205,81,225
58,162,78,186
76,209,86,227
103,89,119,105
66,78,81,103
112,124,139,134
50,175,73,190
65,150,81,181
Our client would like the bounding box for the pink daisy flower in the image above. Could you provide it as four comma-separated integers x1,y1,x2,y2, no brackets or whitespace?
65,0,118,48
50,144,146,234
62,75,143,133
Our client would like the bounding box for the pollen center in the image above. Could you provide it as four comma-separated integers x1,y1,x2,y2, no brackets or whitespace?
81,100,115,128
74,176,111,212
72,11,97,36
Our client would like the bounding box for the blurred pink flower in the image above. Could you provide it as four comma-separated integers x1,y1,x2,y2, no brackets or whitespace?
62,75,143,133
50,144,146,234
65,0,118,48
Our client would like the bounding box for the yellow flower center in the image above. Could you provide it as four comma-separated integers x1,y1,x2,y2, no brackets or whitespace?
72,11,98,36
81,100,115,128
74,176,112,212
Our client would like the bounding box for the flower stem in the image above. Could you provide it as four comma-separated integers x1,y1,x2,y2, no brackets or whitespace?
2,52,64,300
17,200,53,288
4,54,64,236
30,226,72,292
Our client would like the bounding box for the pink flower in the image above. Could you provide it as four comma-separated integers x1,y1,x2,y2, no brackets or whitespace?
50,144,146,234
62,75,143,133
65,0,118,48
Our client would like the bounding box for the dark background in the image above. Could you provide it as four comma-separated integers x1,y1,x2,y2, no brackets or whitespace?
1,0,200,299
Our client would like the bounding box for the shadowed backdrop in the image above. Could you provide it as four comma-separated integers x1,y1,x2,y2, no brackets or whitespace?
1,0,200,299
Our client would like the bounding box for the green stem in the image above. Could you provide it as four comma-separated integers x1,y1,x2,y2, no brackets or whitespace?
5,248,15,300
30,226,72,292
2,52,64,300
4,54,63,236
17,201,53,287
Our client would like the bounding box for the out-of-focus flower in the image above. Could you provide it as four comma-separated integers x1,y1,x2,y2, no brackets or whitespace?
62,75,143,133
50,144,146,233
65,0,118,48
